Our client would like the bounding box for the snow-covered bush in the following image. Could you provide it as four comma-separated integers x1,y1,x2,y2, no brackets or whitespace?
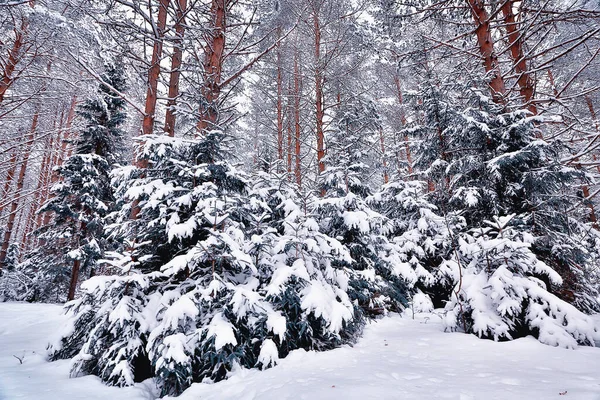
369,180,464,305
49,133,364,396
443,215,599,348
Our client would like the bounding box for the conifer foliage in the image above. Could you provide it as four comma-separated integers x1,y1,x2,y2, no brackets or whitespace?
2,0,600,397
17,63,127,302
409,88,600,346
50,133,365,395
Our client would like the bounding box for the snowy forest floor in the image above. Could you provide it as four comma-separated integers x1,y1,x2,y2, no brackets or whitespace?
1,303,599,400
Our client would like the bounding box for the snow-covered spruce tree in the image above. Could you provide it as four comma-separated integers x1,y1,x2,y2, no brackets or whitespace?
0,243,25,301
443,215,599,348
315,98,410,316
367,179,465,307
245,169,360,354
413,87,600,346
2,243,20,272
50,132,361,396
19,63,127,302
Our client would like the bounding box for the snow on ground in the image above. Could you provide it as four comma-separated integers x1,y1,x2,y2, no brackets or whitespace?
0,303,157,400
1,302,599,400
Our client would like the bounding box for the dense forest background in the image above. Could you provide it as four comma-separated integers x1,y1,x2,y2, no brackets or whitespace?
0,0,599,396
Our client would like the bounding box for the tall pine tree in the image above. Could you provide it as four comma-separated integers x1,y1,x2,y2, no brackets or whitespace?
20,63,127,302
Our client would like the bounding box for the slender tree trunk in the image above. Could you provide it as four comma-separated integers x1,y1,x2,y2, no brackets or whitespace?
0,18,27,105
67,259,81,300
67,220,87,300
467,0,506,103
41,98,76,227
313,10,326,180
197,0,226,134
581,183,598,229
276,29,284,168
164,0,187,137
0,149,19,216
379,128,389,184
500,1,536,114
394,75,413,175
34,111,62,236
294,51,302,189
286,78,293,175
585,95,600,174
23,105,62,250
22,134,53,251
142,0,170,137
0,108,38,268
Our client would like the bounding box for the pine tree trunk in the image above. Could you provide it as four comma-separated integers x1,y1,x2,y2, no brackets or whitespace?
468,0,506,103
0,149,19,217
313,10,326,181
500,1,536,115
276,29,284,168
164,0,186,137
0,108,38,268
142,0,170,137
67,259,81,301
379,128,389,184
0,18,27,104
581,183,598,229
22,121,59,252
584,95,600,174
197,0,226,134
294,51,302,189
394,75,413,175
33,117,60,236
286,78,293,175
67,220,87,300
41,98,76,227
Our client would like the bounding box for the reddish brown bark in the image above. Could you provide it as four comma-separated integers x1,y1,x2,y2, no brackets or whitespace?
0,108,38,268
164,0,187,137
584,95,600,175
22,131,55,251
34,112,62,236
294,52,302,189
313,10,326,181
276,30,284,166
0,18,27,104
197,0,226,134
0,149,19,216
500,1,536,115
142,0,170,137
41,98,76,227
286,79,293,175
134,1,171,219
67,258,81,301
582,184,598,229
467,0,506,103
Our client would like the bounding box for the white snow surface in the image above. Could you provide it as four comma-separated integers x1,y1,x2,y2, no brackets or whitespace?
1,302,600,400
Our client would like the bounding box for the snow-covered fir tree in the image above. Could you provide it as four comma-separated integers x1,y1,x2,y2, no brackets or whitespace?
315,98,410,316
1,1,599,397
412,85,600,346
16,63,127,302
50,132,369,395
